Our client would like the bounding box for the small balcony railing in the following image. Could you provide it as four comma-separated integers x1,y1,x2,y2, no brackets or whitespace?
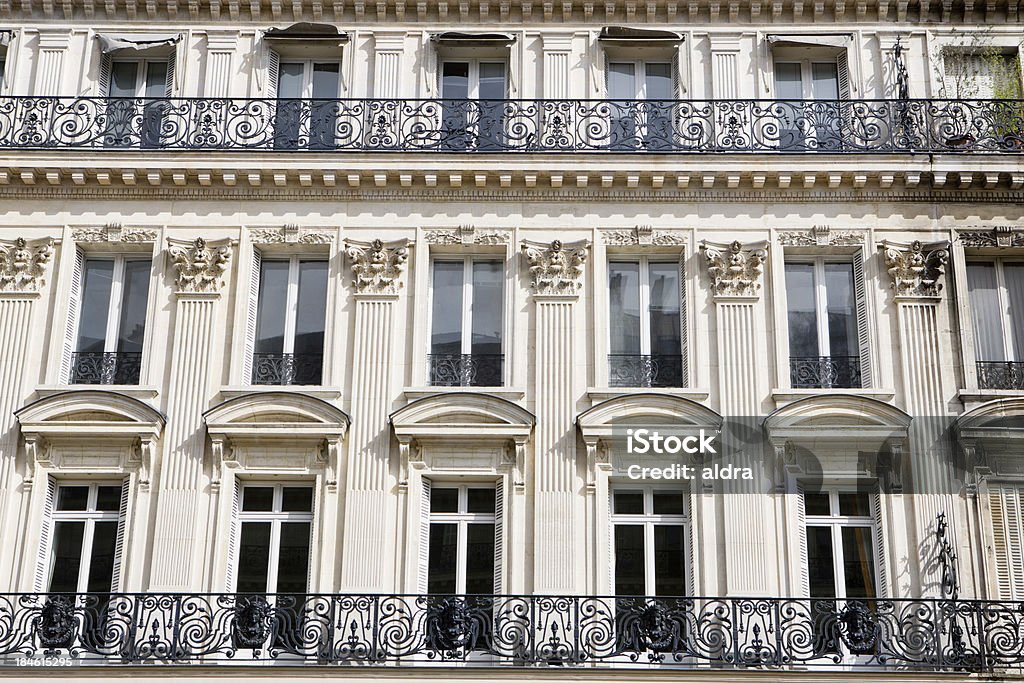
2,96,1024,154
2,593,1022,671
69,351,142,385
790,356,862,389
976,360,1024,390
428,353,503,387
609,354,684,388
251,353,323,386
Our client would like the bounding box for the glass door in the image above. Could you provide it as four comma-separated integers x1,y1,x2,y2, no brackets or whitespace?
274,60,341,149
441,61,507,150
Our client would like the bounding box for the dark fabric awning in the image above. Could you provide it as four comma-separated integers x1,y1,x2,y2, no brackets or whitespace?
264,22,349,43
598,26,684,44
430,32,516,46
767,34,851,49
96,32,181,55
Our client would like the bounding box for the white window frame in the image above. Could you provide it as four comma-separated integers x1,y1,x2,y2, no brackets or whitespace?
606,60,673,99
258,255,327,357
108,58,169,97
610,485,689,596
276,58,342,99
608,256,682,357
803,488,878,601
48,482,122,593
77,254,151,355
234,483,314,593
427,484,497,594
439,59,508,99
967,258,1024,362
784,256,858,360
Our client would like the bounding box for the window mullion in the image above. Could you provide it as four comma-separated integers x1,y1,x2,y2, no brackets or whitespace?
267,520,282,593
814,259,830,358
78,518,96,593
645,521,655,596
456,519,468,594
639,259,652,355
283,257,300,355
103,257,125,353
462,257,473,355
832,521,847,601
996,262,1015,361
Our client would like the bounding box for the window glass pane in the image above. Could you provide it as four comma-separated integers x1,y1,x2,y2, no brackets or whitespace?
276,522,311,593
824,262,857,358
86,520,118,593
465,523,495,594
143,61,168,98
648,262,681,355
109,61,138,98
427,522,458,593
479,62,506,99
241,486,274,512
806,526,837,598
609,262,641,355
277,62,305,99
255,260,289,354
311,62,340,98
653,524,686,596
77,260,114,353
236,522,271,592
774,62,803,99
48,521,85,592
467,488,496,514
838,493,871,517
430,488,459,513
294,260,328,355
471,261,503,356
803,493,831,516
811,62,839,99
785,263,820,358
967,263,1006,361
1003,263,1024,361
841,526,876,599
614,525,646,596
644,63,673,99
608,62,636,99
56,486,89,511
613,491,644,515
95,486,122,512
431,261,464,355
281,487,313,513
117,259,151,353
441,62,469,99
652,491,685,515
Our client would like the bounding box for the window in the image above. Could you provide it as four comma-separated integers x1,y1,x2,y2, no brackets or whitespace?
46,483,125,593
607,60,674,149
429,258,503,387
251,255,328,386
986,483,1024,600
270,56,341,150
773,57,848,150
611,488,688,597
70,255,151,385
235,484,314,594
103,59,170,147
426,485,497,595
440,60,507,150
608,258,683,387
967,260,1024,389
784,258,862,389
943,51,1023,100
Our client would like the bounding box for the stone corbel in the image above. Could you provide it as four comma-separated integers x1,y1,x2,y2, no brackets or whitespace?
881,240,949,300
130,436,157,491
345,238,410,295
318,438,341,491
0,237,55,294
881,440,904,494
700,239,768,299
398,437,423,491
23,435,51,482
584,436,600,488
167,236,234,294
522,239,590,296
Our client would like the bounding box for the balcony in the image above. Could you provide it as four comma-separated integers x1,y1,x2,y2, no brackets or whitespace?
609,354,684,388
790,356,862,389
251,353,323,386
428,353,503,387
976,360,1024,390
2,593,1022,671
1,97,1023,154
69,351,142,385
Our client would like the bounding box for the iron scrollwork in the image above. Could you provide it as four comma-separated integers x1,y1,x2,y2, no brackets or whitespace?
790,356,862,389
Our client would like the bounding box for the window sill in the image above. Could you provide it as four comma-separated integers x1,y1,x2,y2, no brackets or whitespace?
35,384,160,400
587,387,711,405
959,388,1024,409
403,386,526,401
219,386,343,400
772,388,896,408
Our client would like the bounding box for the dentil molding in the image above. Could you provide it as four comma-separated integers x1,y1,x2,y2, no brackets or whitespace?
521,239,590,296
0,236,55,293
167,237,234,294
344,238,410,295
881,239,950,299
700,239,768,298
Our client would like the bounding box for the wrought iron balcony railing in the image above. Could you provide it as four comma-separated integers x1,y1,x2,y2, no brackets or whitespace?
976,360,1024,390
1,593,1022,671
428,353,503,387
790,355,862,389
69,351,142,385
609,354,684,388
2,96,1024,154
251,352,323,386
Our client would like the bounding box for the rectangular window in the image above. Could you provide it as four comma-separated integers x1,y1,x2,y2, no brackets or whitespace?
785,258,861,389
429,258,503,387
427,485,496,595
607,60,674,150
968,260,1024,389
440,60,507,150
47,483,124,593
611,488,688,597
608,258,682,387
273,58,341,150
251,256,327,386
773,57,846,150
235,484,313,593
70,256,151,385
105,59,170,148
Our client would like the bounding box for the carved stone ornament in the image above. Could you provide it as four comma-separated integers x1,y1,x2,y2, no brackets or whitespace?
882,240,950,298
602,226,687,246
778,225,865,247
167,237,233,294
0,236,54,293
250,225,334,244
424,226,510,245
521,238,589,295
700,239,768,298
345,238,410,295
72,224,158,243
958,226,1024,249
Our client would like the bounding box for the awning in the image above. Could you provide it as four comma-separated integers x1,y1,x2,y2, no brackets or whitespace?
767,34,851,49
263,22,349,43
96,32,181,55
430,32,516,46
598,26,684,44
0,30,14,48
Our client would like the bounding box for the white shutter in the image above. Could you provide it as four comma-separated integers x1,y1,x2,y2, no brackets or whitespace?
242,248,262,384
678,251,689,388
307,485,319,592
267,49,281,98
672,49,683,99
870,492,889,599
225,481,241,591
684,494,696,596
98,54,113,97
608,486,616,594
853,248,872,389
109,478,131,592
795,484,810,598
34,478,56,592
417,478,432,593
837,52,851,101
164,50,177,98
493,481,504,594
988,484,1024,599
61,248,85,384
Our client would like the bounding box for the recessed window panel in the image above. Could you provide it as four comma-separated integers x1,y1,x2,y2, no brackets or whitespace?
613,491,644,515
242,486,274,512
430,488,459,514
56,486,89,512
281,487,314,513
467,488,496,514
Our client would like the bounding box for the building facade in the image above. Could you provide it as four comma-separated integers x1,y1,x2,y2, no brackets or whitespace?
0,4,1023,680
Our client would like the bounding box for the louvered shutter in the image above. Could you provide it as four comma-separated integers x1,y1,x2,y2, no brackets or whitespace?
685,494,696,596
98,54,113,97
870,492,889,598
853,248,872,389
608,486,616,594
34,478,57,592
267,49,281,97
61,248,85,384
224,481,241,591
164,49,177,98
307,486,319,591
795,484,810,597
988,484,1024,600
672,49,683,99
242,248,262,384
417,479,432,593
837,52,851,101
678,251,689,388
109,478,131,592
493,482,504,594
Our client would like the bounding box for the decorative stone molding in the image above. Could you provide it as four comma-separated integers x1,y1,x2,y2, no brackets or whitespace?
521,239,589,295
778,225,865,247
700,239,768,298
958,226,1024,248
167,237,234,294
344,238,410,295
881,240,950,299
602,226,687,246
72,224,158,243
0,237,55,293
249,225,334,244
424,226,510,245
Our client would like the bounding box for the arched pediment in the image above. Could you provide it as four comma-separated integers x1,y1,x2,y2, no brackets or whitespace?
957,398,1024,434
16,390,165,438
577,394,722,438
390,392,534,441
203,392,350,441
765,395,911,442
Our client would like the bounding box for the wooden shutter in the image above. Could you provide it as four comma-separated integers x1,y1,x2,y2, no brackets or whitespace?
608,486,616,594
853,248,872,389
34,478,56,592
684,493,696,596
493,481,504,594
242,248,262,384
109,478,131,592
837,51,851,100
678,250,689,388
224,481,241,591
164,49,177,98
307,485,319,592
988,484,1024,600
60,248,85,384
417,478,432,593
98,54,113,97
795,484,810,597
870,492,889,598
267,49,281,98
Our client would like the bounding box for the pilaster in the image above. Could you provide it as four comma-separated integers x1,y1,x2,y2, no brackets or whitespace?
204,33,240,97
373,33,406,98
541,33,574,99
36,30,73,94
